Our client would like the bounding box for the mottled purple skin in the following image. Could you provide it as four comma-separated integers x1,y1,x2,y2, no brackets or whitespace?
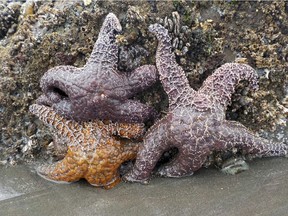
37,13,157,123
123,24,288,184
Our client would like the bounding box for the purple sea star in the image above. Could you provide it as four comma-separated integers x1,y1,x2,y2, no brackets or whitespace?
123,24,288,184
29,104,145,189
37,13,157,123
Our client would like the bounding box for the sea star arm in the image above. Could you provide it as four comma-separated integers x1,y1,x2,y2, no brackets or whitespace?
214,121,288,157
120,141,141,161
85,140,140,189
29,104,83,144
84,13,122,70
39,65,88,108
36,94,52,106
37,149,88,183
149,24,195,110
51,98,74,120
123,114,214,183
126,65,158,97
199,63,259,111
36,95,74,124
156,149,208,178
122,142,163,184
109,122,145,139
110,99,158,123
123,115,174,183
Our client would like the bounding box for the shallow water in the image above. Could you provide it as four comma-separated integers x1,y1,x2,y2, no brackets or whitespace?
0,186,22,201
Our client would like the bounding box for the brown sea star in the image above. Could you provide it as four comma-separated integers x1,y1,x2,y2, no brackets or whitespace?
29,104,145,189
37,13,157,123
123,24,288,184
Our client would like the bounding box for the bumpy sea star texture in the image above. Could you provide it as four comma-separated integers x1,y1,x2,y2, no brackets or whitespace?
29,104,145,189
37,13,157,123
123,24,288,184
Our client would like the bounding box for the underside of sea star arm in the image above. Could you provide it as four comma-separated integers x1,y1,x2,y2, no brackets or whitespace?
199,63,259,111
149,24,195,110
214,120,288,158
85,13,122,70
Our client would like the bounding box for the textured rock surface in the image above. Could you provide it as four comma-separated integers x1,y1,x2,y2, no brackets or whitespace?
0,0,287,165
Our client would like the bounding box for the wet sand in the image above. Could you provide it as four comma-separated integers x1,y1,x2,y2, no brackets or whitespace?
0,157,287,216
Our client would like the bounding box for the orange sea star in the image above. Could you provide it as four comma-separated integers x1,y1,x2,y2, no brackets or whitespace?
30,104,145,189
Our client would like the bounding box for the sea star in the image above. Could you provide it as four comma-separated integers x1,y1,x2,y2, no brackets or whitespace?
37,13,157,123
29,104,145,189
123,24,288,184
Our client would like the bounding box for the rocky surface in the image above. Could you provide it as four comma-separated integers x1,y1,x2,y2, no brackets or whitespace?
0,0,287,165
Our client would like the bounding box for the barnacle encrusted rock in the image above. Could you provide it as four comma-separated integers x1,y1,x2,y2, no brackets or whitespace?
0,1,287,165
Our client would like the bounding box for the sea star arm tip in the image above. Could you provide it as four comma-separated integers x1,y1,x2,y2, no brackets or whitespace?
219,121,288,158
149,23,195,110
199,63,259,109
103,13,122,33
148,23,169,41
